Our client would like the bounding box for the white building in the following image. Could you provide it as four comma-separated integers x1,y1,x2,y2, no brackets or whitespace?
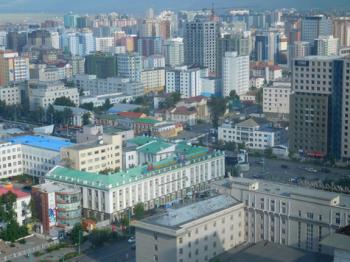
166,66,207,98
95,37,115,53
52,105,94,127
80,92,133,107
74,74,144,97
28,81,80,110
29,64,68,82
212,177,350,254
222,52,250,97
0,85,21,105
315,36,339,56
288,41,311,69
45,143,225,221
218,118,282,150
134,195,245,262
0,141,23,179
117,52,143,82
5,135,73,177
143,55,165,69
163,38,184,67
0,187,31,226
263,81,292,115
0,50,29,86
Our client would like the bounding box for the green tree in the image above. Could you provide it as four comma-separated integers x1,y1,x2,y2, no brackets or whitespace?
0,192,17,222
134,203,145,220
89,229,111,247
255,88,263,105
71,223,84,245
229,90,239,100
80,102,94,111
209,96,227,128
102,99,112,111
82,112,91,125
29,198,38,222
54,97,76,107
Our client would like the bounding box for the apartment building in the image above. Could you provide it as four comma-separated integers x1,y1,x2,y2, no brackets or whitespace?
45,143,225,221
61,133,122,173
218,118,282,150
0,85,21,105
0,50,29,85
212,178,350,254
263,81,292,115
28,81,79,110
134,195,245,262
5,135,73,177
141,68,165,94
0,141,23,179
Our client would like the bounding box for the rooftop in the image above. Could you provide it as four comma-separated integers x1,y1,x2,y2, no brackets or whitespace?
0,187,30,199
137,140,174,155
141,195,239,228
5,135,73,152
33,182,79,194
134,118,160,125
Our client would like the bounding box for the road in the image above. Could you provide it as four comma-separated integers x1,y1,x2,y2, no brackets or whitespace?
243,156,350,184
68,240,135,262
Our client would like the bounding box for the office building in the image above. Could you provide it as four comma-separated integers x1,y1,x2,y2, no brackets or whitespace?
163,38,184,67
64,12,79,28
184,20,218,75
141,68,165,94
45,142,225,221
0,50,29,85
137,37,163,57
166,66,207,98
74,74,144,97
134,195,245,262
28,81,79,110
288,41,311,69
0,31,7,50
117,52,143,82
32,182,81,233
222,52,250,97
95,37,115,53
290,56,350,160
333,17,350,47
301,15,333,50
143,55,165,69
5,135,73,177
29,64,68,82
85,53,118,79
255,30,279,63
61,133,122,173
6,32,27,53
218,118,282,150
212,177,350,254
315,36,339,56
69,56,85,76
79,31,95,56
263,81,292,115
0,187,31,226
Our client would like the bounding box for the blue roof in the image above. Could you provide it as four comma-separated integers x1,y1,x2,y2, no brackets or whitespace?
5,135,74,152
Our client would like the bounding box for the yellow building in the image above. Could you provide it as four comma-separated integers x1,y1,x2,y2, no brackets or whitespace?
0,50,29,86
61,133,122,173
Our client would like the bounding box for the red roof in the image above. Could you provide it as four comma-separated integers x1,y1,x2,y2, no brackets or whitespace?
118,112,144,119
0,188,30,199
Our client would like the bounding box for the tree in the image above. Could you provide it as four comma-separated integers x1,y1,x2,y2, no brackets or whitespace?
255,88,263,105
62,108,73,126
71,223,84,245
209,96,227,128
89,229,111,247
0,191,17,222
134,203,145,220
29,198,38,222
102,99,112,111
80,102,94,111
54,97,76,107
82,112,91,125
229,90,239,100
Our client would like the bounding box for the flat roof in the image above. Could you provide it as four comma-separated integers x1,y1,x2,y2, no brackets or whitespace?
137,141,174,154
142,195,239,228
33,182,79,194
5,135,73,152
228,178,350,208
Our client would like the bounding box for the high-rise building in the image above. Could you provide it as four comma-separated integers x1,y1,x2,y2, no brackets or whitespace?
85,53,118,79
163,38,184,67
64,12,78,28
301,15,332,50
79,31,95,56
255,30,279,64
137,37,162,57
222,52,250,97
216,32,251,77
288,41,311,69
95,37,114,53
166,66,207,98
314,35,339,56
0,50,29,85
0,31,7,50
117,52,143,82
27,30,52,47
184,20,218,75
6,32,27,53
333,17,350,47
290,56,350,160
69,56,85,76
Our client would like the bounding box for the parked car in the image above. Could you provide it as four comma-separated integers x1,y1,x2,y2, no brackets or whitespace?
128,237,135,243
305,167,317,173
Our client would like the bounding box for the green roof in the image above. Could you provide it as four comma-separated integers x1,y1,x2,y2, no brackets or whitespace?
138,141,174,154
46,143,222,190
128,136,157,146
135,118,160,124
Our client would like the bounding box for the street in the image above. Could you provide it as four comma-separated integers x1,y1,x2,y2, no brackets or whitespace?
243,156,350,184
68,240,135,262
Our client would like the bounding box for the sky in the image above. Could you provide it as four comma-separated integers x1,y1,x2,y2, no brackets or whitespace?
0,0,349,14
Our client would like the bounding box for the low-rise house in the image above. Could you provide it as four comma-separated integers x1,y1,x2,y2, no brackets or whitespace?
53,105,94,127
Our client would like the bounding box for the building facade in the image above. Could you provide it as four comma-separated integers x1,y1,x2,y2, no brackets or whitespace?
263,81,292,115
